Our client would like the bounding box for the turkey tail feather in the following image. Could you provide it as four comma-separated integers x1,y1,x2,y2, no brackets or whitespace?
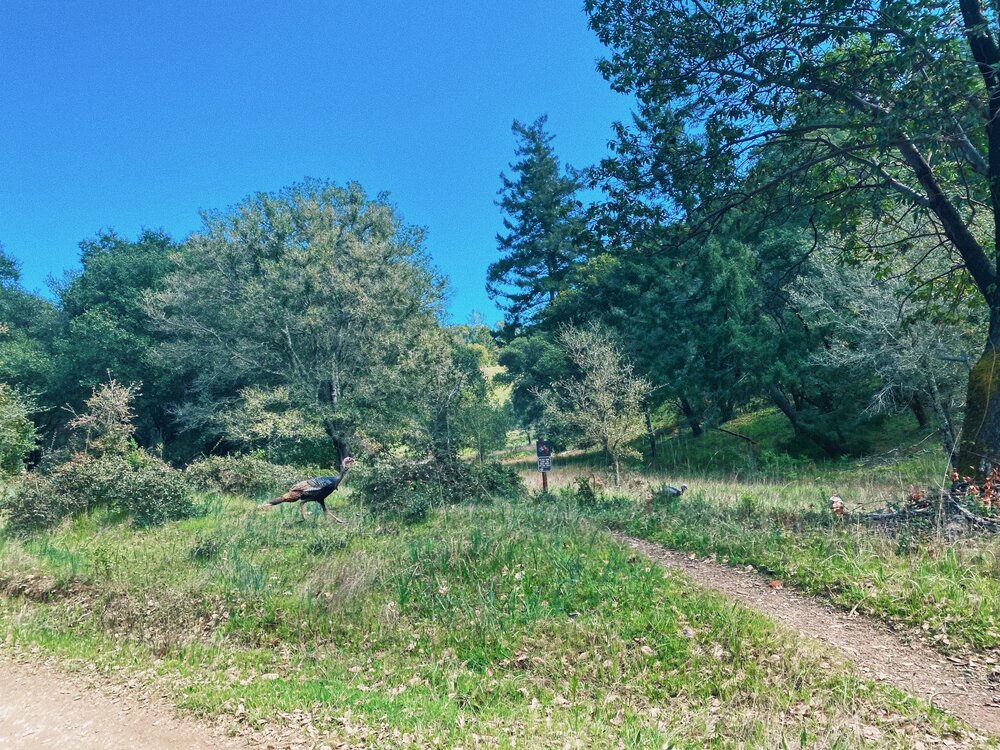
268,491,299,505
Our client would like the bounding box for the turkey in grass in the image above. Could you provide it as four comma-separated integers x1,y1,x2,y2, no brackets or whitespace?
261,456,357,522
644,482,688,512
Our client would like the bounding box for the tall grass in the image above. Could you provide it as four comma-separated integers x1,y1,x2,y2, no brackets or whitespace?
576,482,1000,654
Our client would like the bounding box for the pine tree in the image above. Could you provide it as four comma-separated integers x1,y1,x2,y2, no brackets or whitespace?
487,116,586,328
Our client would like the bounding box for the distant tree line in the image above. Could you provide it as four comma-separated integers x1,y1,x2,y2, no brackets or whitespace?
0,180,511,474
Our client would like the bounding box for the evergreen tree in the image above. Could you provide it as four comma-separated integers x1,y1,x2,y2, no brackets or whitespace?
487,116,587,329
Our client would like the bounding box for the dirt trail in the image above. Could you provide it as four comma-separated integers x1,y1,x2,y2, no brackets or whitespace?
613,532,1000,739
0,657,244,750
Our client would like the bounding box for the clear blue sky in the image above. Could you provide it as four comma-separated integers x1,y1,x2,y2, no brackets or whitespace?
0,1,632,324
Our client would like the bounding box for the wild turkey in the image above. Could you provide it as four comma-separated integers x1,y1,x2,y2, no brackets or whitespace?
261,456,356,522
645,482,688,512
829,495,845,517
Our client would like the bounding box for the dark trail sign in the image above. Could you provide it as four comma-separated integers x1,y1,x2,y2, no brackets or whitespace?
535,438,554,490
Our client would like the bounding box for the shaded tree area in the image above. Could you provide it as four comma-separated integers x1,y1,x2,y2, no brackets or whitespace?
578,0,1000,475
0,247,58,423
52,229,187,450
490,0,991,473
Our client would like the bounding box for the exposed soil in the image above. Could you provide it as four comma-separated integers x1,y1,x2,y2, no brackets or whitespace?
0,656,244,750
613,531,1000,739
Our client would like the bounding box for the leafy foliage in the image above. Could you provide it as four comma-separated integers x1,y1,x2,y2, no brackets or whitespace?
51,229,182,449
184,453,307,498
0,385,37,476
496,332,572,434
791,250,976,456
3,452,192,535
542,325,651,485
0,247,58,410
66,377,140,457
2,373,193,534
148,180,446,460
354,456,523,522
399,330,516,461
217,387,335,466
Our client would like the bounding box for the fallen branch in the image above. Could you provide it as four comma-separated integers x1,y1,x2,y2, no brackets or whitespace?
853,489,1000,533
857,506,933,522
947,499,1000,530
712,426,757,445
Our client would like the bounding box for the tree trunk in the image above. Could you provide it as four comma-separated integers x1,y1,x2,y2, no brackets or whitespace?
613,456,621,486
957,314,1000,477
955,0,1000,478
323,420,350,463
909,394,930,429
644,409,657,458
769,384,846,458
679,397,702,437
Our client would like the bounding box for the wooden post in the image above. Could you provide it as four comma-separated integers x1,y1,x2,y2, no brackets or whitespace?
542,470,548,492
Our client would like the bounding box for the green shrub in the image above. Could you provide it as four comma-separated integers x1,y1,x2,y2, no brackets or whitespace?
400,493,432,524
0,385,37,477
188,534,223,562
469,461,525,500
355,457,523,521
122,458,193,527
2,451,193,535
184,453,306,497
2,474,65,535
569,476,604,507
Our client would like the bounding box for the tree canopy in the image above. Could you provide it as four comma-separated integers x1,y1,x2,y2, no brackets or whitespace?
148,179,446,460
584,0,1000,475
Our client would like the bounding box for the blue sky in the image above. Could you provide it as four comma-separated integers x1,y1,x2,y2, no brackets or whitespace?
0,1,632,324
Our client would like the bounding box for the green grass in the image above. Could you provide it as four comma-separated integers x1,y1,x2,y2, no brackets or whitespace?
508,408,949,489
0,493,988,748
575,484,1000,655
500,406,1000,658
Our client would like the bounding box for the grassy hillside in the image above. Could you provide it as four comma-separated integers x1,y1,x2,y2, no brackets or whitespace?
500,409,1000,658
508,409,950,496
578,488,1000,655
0,493,983,748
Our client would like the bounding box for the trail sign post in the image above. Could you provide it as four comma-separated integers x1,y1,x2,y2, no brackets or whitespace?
535,438,554,491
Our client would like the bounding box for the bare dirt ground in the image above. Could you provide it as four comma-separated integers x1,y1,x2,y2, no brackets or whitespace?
0,656,244,750
614,531,1000,740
